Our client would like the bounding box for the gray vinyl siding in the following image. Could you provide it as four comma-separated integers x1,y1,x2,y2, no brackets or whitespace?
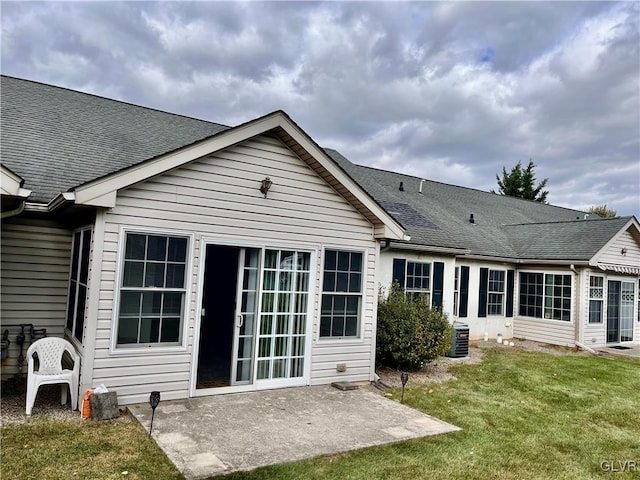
0,218,72,378
91,135,378,404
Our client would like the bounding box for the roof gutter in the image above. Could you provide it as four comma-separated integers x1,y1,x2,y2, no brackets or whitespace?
456,253,591,265
1,188,32,219
22,192,76,214
47,192,76,212
386,241,470,255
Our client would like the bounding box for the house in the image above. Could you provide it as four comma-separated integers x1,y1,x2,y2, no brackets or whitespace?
0,75,405,404
1,76,638,406
328,151,640,348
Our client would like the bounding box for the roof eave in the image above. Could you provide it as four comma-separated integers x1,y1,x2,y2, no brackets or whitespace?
71,110,407,241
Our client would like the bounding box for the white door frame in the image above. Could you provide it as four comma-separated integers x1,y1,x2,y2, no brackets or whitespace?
189,237,317,397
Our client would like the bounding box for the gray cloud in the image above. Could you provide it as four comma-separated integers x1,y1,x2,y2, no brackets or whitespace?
2,1,638,216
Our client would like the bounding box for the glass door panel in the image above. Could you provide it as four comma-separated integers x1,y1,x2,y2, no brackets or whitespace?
256,250,310,381
620,281,634,342
607,281,621,343
231,248,260,385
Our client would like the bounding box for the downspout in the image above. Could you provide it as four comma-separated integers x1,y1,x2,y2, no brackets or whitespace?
575,341,600,356
1,200,26,219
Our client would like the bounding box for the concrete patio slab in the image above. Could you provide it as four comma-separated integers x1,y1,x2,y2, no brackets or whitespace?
131,385,460,479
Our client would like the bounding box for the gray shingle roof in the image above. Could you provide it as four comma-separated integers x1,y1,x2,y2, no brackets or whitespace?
503,218,631,260
1,75,229,203
1,76,632,262
325,149,632,260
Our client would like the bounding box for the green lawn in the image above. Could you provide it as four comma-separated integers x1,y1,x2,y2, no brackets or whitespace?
2,348,639,480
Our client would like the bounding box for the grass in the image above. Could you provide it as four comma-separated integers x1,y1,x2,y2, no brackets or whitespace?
2,348,639,480
1,414,182,480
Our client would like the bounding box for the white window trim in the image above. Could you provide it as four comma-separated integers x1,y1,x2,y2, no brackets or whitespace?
487,269,506,316
517,270,574,323
65,226,93,345
404,260,433,304
110,226,194,355
587,274,604,324
317,246,368,344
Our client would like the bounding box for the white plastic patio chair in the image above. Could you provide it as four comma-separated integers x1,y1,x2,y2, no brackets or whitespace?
26,337,80,416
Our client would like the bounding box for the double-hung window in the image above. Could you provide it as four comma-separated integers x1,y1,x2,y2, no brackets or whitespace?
116,232,189,347
588,276,604,324
320,250,363,338
66,227,92,342
518,272,572,322
487,270,505,315
405,262,431,302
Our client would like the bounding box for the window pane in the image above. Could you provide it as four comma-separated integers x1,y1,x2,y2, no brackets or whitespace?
167,237,187,262
263,271,276,290
144,263,166,287
166,264,185,288
160,318,180,342
280,251,295,270
125,234,146,260
345,317,358,336
147,236,167,261
276,314,288,334
320,317,331,337
323,272,336,292
166,284,187,317
264,250,278,269
66,280,77,331
123,261,144,287
119,291,141,316
349,273,362,293
260,315,273,335
258,337,271,357
70,232,81,279
74,285,87,341
79,230,92,282
337,251,350,271
350,253,362,272
118,318,139,344
142,292,162,314
296,272,309,292
346,296,359,315
324,250,336,270
331,317,345,336
336,272,349,292
139,318,160,343
321,296,332,315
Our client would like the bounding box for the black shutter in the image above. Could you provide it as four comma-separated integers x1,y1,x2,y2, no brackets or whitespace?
432,262,444,310
459,266,470,317
478,267,489,317
392,258,406,289
506,270,515,317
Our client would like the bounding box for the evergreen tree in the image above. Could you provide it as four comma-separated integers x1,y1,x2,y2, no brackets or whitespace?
494,159,549,203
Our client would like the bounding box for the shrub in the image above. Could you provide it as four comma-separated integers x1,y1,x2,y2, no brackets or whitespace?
376,283,452,370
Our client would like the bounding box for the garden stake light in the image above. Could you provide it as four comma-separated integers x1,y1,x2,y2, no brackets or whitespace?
149,391,161,436
401,372,409,403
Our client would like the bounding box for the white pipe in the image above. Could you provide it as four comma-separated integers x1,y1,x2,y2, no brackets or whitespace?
575,341,600,356
419,179,425,194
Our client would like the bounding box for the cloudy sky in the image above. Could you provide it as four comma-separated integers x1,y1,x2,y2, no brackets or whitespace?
2,1,639,216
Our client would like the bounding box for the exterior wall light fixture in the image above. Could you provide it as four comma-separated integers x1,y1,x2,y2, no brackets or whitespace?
260,177,272,198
